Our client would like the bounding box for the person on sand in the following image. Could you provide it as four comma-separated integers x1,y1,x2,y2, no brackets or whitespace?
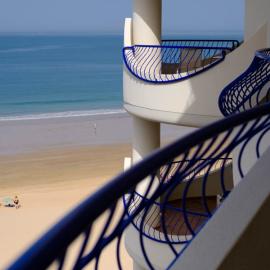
94,123,97,135
13,195,21,209
3,197,15,207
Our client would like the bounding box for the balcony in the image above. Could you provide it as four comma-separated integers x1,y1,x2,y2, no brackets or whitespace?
123,19,267,127
219,48,270,116
124,158,232,244
123,40,240,83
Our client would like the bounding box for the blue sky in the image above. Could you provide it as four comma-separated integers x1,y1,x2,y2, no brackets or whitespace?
0,0,244,34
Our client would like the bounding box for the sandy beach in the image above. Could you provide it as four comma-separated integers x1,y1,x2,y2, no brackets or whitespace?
0,112,195,268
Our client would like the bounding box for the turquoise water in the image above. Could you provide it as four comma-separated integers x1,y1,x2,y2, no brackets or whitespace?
0,35,124,119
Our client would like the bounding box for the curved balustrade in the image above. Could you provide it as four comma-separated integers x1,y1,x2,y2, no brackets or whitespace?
8,103,270,270
124,158,232,244
123,40,240,83
219,48,270,116
159,157,232,183
162,39,240,50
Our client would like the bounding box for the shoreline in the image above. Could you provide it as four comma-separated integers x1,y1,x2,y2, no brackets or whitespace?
0,111,195,194
0,113,195,268
0,111,132,156
0,111,195,156
0,108,126,122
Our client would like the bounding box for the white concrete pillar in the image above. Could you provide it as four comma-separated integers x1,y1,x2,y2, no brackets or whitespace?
132,116,160,164
133,0,162,45
245,0,270,45
132,116,160,198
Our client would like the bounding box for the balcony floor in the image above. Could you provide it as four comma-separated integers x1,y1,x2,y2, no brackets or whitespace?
154,197,217,236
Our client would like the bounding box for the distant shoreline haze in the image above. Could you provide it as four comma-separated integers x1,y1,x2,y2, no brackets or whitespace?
0,31,243,37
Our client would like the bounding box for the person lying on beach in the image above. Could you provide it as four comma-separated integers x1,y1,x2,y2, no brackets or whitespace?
1,196,21,208
13,195,21,209
93,123,97,135
3,197,15,208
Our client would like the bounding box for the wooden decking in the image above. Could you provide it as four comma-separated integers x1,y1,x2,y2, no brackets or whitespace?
154,197,217,236
161,55,222,75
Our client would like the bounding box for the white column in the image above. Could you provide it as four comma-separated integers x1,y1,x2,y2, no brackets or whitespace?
132,116,160,200
133,0,162,45
132,116,160,164
245,0,270,45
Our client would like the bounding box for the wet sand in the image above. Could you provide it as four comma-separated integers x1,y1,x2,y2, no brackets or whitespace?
0,113,195,268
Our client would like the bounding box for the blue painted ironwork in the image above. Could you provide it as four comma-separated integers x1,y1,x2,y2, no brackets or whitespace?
162,39,240,50
8,102,270,270
124,158,232,244
123,40,240,83
219,48,270,116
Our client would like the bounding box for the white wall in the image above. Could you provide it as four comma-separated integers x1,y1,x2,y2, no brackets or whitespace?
245,0,270,45
125,224,184,270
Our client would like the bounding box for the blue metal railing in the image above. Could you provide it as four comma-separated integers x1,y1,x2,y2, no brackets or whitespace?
8,102,270,270
162,39,240,50
219,48,270,116
124,158,232,244
123,39,240,83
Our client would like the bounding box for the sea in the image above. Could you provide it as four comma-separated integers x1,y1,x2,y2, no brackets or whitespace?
0,34,124,121
0,33,242,121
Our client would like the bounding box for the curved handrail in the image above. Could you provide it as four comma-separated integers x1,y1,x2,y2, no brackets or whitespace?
219,48,270,116
123,40,240,83
124,158,232,244
162,39,240,50
8,102,270,270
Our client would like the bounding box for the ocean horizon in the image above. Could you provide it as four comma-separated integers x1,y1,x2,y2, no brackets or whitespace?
0,33,243,121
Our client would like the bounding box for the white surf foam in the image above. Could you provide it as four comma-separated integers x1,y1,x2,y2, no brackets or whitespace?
0,45,62,54
0,109,127,121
